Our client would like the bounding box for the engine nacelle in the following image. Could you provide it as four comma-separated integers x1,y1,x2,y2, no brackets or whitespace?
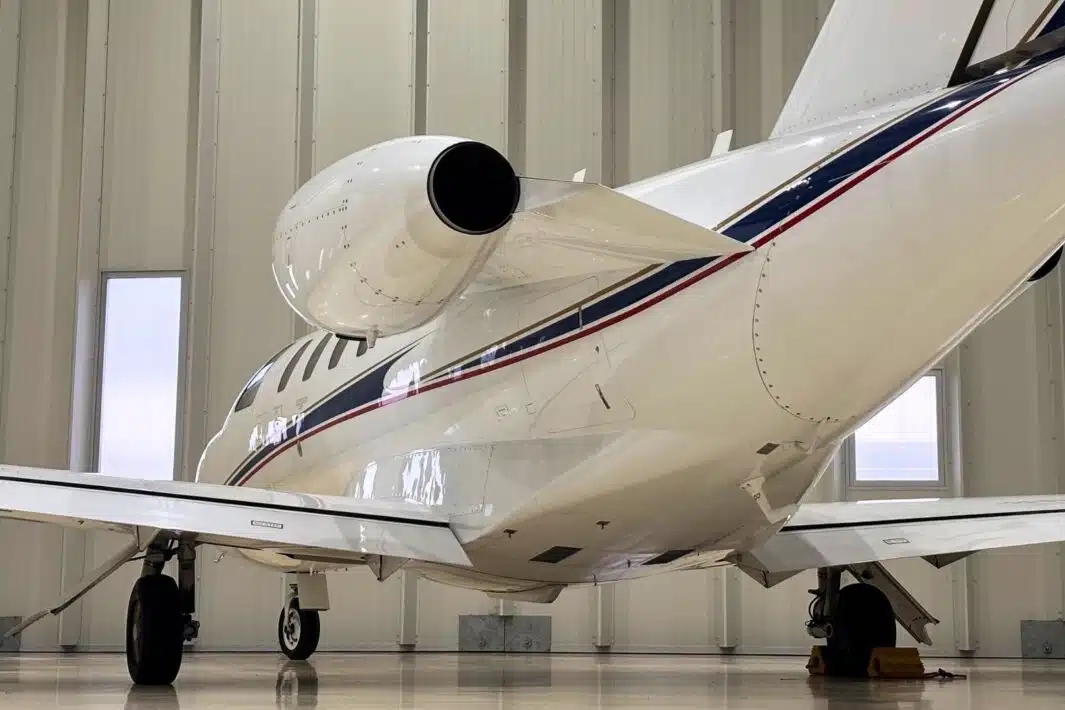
272,136,521,340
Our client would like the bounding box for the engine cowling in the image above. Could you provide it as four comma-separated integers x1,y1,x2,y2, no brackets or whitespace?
272,136,521,340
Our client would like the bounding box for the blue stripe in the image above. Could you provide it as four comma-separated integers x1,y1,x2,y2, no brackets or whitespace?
448,260,711,375
230,52,1060,486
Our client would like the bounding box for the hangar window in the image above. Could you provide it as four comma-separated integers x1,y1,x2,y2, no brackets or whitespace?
278,339,313,392
302,333,332,381
849,373,944,485
96,275,185,479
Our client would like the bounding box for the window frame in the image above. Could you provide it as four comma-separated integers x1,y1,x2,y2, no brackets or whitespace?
92,271,189,480
844,368,949,490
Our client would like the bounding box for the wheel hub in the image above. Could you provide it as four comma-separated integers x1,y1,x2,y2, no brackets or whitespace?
282,607,301,649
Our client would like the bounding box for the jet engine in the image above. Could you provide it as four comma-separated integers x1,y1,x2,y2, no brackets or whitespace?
272,136,521,341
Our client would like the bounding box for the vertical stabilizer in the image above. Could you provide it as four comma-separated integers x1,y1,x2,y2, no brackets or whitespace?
771,1,1065,139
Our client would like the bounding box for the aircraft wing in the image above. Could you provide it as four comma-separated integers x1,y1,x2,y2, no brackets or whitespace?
734,495,1065,574
472,177,751,289
0,464,470,566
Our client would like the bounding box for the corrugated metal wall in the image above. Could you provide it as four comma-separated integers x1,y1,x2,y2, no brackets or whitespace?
2,0,1065,657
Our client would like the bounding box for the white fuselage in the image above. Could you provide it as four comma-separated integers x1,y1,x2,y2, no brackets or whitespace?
196,55,1065,595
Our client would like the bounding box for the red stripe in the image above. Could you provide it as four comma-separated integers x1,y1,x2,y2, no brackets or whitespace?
237,71,1028,487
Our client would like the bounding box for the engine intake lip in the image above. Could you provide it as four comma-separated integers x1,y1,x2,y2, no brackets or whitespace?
427,141,520,236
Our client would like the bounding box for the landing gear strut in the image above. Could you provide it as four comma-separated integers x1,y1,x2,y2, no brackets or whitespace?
126,536,198,686
278,587,321,661
806,567,897,677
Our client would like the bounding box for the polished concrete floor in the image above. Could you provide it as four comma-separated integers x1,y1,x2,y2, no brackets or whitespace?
0,652,1064,709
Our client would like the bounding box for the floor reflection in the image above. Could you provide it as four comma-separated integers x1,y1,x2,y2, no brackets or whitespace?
805,675,931,710
275,661,319,709
124,684,180,710
456,653,552,689
0,653,1062,708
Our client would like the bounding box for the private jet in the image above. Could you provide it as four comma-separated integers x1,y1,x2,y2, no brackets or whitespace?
4,0,1065,685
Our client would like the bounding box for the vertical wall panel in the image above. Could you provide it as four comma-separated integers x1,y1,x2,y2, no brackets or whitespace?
195,0,300,650
62,0,110,647
780,0,824,93
736,572,815,653
99,0,192,270
314,0,416,170
613,571,715,652
960,290,1063,656
732,0,825,147
525,0,604,181
0,0,87,650
0,0,19,396
416,581,496,650
544,586,597,651
82,531,141,649
0,17,20,629
624,0,715,182
318,572,404,651
425,0,508,151
207,0,298,432
731,0,764,148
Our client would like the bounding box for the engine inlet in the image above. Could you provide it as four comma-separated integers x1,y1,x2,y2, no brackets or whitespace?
427,141,520,235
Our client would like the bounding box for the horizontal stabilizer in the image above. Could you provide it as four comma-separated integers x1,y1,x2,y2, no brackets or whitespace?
475,178,751,288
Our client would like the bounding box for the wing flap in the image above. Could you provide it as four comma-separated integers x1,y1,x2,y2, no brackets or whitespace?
0,466,470,567
473,178,751,289
737,495,1065,573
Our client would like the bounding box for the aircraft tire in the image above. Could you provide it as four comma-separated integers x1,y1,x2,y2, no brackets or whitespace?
126,575,184,685
278,599,321,661
823,583,896,677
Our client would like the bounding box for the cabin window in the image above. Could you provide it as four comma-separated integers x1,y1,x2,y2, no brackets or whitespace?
302,333,332,381
278,339,313,392
847,372,944,486
96,274,185,479
328,336,368,369
328,337,348,369
233,349,284,413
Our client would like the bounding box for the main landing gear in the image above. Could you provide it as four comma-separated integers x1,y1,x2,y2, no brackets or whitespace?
126,537,199,685
124,547,331,684
806,568,897,677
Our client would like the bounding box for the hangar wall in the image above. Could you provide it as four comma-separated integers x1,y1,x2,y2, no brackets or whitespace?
1,0,1064,658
